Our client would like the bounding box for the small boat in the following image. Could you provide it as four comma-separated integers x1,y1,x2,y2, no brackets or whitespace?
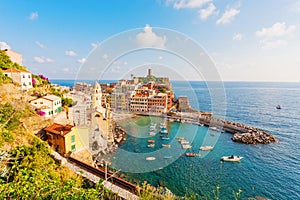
161,137,170,140
276,105,282,109
149,131,156,136
176,136,184,140
163,155,173,159
180,139,189,144
210,132,215,136
147,143,155,148
162,144,171,148
147,140,155,143
221,155,243,162
182,144,192,149
200,146,213,151
160,129,168,134
185,153,195,157
209,127,217,130
146,157,156,161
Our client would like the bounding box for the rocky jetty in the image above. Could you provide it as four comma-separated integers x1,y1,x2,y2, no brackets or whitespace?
232,131,276,144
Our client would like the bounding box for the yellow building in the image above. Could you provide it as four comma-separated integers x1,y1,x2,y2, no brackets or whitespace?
44,123,89,155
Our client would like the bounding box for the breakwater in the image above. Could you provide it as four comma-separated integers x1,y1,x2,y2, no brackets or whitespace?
134,111,276,144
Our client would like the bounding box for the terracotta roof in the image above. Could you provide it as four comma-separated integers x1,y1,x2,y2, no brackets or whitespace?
44,123,74,136
3,68,22,73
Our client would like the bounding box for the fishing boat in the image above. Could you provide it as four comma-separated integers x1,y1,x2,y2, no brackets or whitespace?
200,146,213,151
162,144,171,148
221,155,243,162
185,153,195,157
146,157,156,161
161,137,170,140
182,144,192,149
147,143,155,148
147,140,155,143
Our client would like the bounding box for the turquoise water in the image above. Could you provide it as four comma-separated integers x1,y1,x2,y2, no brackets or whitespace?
52,80,300,199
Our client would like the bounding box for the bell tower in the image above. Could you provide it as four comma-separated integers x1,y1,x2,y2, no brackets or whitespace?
92,81,102,109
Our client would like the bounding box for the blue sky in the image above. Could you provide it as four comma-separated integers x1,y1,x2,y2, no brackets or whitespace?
0,0,300,81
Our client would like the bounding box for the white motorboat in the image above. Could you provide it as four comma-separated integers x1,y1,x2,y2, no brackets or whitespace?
200,146,213,151
146,157,156,161
221,155,243,162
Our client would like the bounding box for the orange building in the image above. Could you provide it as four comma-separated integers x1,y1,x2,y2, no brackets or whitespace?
44,123,88,155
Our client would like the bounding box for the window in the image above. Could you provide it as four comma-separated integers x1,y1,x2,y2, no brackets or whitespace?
71,145,76,151
23,75,25,78
28,75,31,78
71,135,75,143
29,82,31,85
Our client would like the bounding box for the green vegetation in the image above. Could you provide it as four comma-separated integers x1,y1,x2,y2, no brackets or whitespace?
0,139,119,199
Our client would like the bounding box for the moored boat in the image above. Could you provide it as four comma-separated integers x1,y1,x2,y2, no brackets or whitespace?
200,146,213,151
149,131,156,136
182,144,192,149
147,143,155,148
162,144,171,148
185,153,195,157
161,137,170,140
221,155,243,162
146,157,156,161
147,139,155,143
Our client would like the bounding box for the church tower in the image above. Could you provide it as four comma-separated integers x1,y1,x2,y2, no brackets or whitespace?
92,81,102,109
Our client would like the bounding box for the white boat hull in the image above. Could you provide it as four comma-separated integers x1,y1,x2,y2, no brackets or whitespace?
221,156,243,162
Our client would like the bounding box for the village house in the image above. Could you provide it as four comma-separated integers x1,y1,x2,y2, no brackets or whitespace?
29,94,62,118
3,68,32,91
44,123,89,156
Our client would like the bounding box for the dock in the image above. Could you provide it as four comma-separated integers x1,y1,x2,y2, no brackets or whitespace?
134,111,276,144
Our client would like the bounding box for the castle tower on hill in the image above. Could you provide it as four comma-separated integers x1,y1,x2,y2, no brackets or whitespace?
92,81,102,109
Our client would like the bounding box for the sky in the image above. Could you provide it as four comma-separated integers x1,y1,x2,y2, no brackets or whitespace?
0,0,300,82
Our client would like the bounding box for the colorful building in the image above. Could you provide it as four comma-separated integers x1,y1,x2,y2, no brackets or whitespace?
44,123,89,155
3,68,32,91
29,94,62,118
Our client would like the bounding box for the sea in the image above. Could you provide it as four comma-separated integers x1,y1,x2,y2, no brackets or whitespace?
51,80,300,199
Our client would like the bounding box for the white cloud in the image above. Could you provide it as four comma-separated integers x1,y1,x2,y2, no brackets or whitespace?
216,8,240,24
77,58,86,64
91,43,99,48
35,41,46,49
255,22,296,38
102,54,109,60
170,0,211,9
0,41,10,50
63,68,69,72
136,24,167,48
65,50,77,57
199,3,218,20
233,33,243,41
34,56,54,63
29,12,38,20
259,39,287,50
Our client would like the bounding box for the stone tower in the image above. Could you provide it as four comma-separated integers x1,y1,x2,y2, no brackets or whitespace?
92,81,102,109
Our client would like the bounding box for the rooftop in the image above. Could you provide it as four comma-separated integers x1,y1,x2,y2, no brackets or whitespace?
44,123,74,136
